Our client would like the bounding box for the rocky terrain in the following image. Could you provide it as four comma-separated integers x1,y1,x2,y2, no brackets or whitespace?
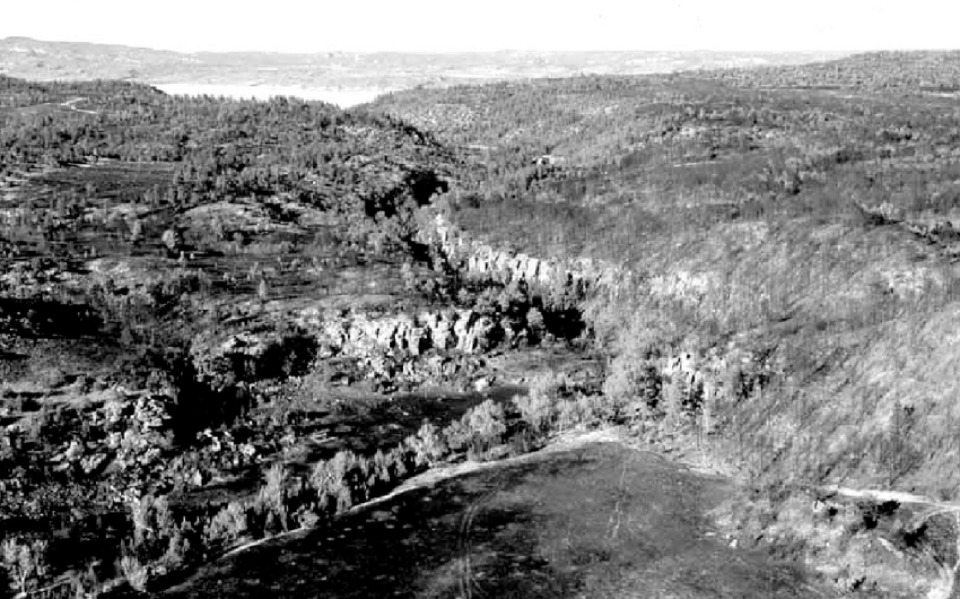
370,53,960,598
7,50,960,599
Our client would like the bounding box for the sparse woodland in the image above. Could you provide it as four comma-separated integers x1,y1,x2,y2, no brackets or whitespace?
4,52,960,597
375,54,960,594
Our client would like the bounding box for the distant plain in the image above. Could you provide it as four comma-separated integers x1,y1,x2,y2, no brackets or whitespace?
0,37,849,105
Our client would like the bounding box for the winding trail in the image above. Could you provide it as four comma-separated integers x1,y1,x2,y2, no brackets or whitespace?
816,484,960,599
818,484,960,528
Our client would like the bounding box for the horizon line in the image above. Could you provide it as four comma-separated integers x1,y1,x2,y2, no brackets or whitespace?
5,36,957,57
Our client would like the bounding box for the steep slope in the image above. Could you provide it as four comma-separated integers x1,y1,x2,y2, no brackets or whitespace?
373,58,960,596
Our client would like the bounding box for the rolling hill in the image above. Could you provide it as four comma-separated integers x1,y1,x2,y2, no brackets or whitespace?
0,36,849,105
6,48,960,598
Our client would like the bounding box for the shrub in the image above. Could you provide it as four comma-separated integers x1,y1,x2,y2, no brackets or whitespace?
1,537,48,595
259,463,288,511
309,460,334,514
129,498,151,546
371,449,393,490
556,398,584,432
203,501,249,547
575,394,609,427
162,527,192,569
465,399,507,439
442,419,474,454
528,371,567,397
603,357,661,420
526,306,546,339
405,421,448,467
514,371,569,435
129,494,176,552
593,303,684,421
249,462,294,534
120,555,149,593
512,390,555,435
310,450,359,514
387,446,410,479
153,495,175,538
462,399,507,455
353,456,375,504
69,561,101,599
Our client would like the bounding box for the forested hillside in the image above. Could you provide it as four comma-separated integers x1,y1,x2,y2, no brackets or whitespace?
0,76,471,597
1,75,450,210
372,51,960,596
700,50,960,90
6,50,960,598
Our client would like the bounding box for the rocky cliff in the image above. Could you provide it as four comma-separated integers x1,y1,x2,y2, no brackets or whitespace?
299,306,501,357
420,213,631,299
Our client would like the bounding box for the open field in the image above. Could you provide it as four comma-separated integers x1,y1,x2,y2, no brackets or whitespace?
158,439,826,599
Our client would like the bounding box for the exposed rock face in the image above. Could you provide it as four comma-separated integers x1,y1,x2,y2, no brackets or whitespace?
191,210,624,390
420,213,630,298
298,307,499,358
186,304,507,402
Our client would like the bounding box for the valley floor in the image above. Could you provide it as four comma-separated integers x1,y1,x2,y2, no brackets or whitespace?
158,429,833,599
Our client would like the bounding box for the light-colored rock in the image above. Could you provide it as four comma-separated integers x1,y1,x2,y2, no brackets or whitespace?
421,213,630,298
296,306,502,359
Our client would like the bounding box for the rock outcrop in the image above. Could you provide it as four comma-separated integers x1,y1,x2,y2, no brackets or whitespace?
298,306,500,358
420,213,631,299
187,303,508,400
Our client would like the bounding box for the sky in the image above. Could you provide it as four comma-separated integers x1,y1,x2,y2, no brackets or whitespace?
1,0,958,54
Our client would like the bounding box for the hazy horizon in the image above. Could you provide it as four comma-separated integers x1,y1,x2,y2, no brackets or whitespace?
2,0,958,54
0,36,862,56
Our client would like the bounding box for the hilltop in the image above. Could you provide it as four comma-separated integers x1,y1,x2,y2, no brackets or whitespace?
0,37,847,103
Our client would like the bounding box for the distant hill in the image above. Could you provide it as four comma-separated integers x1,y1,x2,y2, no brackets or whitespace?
0,37,849,104
698,50,960,90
